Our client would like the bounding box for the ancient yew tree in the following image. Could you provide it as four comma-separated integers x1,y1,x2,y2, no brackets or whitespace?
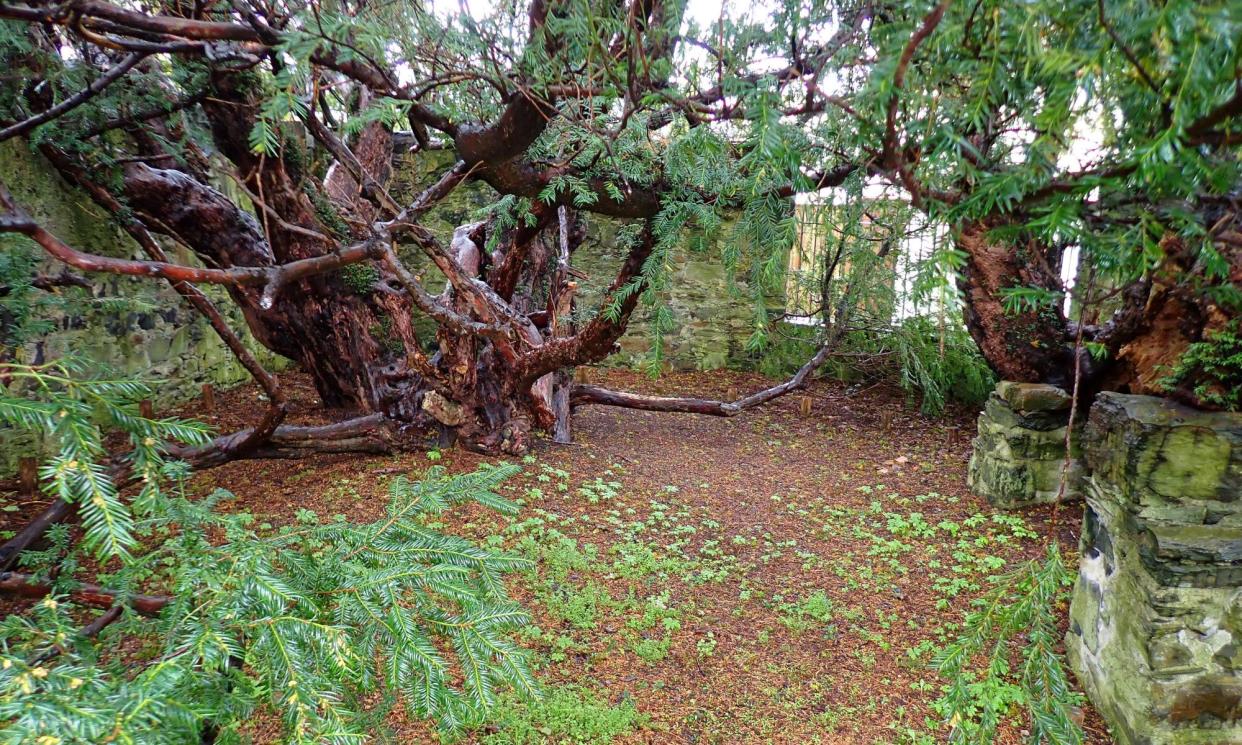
0,0,1238,463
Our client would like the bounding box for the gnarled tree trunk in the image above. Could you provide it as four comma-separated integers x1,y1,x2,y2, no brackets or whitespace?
952,212,1241,409
954,221,1074,387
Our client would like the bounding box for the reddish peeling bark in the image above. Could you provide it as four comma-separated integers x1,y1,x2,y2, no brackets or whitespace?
1095,230,1242,407
954,221,1074,387
119,162,420,415
953,216,1241,410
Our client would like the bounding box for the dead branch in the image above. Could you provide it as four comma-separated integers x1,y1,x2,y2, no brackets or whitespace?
571,339,838,416
0,571,170,616
0,500,74,572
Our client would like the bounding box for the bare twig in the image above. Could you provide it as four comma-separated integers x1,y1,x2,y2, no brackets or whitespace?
0,52,146,142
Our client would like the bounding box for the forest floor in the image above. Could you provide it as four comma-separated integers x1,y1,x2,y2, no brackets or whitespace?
1,368,1112,744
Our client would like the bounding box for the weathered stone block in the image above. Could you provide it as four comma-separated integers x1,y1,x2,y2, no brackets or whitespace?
967,382,1083,508
1084,393,1241,509
1068,394,1242,745
983,393,1071,432
996,380,1072,412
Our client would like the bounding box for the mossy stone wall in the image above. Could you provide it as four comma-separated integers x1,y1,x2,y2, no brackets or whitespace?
966,381,1084,508
1066,393,1242,744
0,141,287,472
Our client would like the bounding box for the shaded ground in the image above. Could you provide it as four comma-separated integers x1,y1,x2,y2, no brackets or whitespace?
1,368,1112,743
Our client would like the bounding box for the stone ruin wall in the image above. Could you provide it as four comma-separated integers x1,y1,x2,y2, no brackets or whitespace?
1067,393,1241,745
967,381,1085,509
0,141,287,473
969,381,1242,744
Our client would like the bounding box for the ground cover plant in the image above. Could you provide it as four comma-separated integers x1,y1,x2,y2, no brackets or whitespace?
0,370,1109,743
0,0,1236,741
0,362,537,743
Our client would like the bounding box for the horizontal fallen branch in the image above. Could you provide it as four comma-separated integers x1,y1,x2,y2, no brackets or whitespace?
0,571,170,616
171,413,396,468
0,500,74,572
570,341,837,417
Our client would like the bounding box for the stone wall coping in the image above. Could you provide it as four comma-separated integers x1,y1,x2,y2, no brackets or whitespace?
995,380,1072,412
1094,391,1242,434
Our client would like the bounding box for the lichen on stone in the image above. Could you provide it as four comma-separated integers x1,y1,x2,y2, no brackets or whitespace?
967,381,1083,508
1067,392,1242,745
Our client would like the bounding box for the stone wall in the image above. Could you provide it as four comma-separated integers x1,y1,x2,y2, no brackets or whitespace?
574,223,763,371
0,142,287,472
966,381,1084,508
1067,393,1242,745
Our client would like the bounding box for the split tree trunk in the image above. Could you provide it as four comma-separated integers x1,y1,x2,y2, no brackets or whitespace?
953,218,1240,408
953,221,1074,387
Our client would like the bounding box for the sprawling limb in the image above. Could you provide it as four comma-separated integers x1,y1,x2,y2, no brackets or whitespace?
572,340,838,416
172,415,397,469
0,52,147,142
0,571,170,616
39,146,290,455
0,180,384,297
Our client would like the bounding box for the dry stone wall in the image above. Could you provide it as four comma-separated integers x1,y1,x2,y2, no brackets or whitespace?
1066,393,1242,745
970,383,1242,742
966,381,1084,508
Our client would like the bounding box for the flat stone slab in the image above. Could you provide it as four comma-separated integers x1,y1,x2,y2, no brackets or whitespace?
996,381,1072,412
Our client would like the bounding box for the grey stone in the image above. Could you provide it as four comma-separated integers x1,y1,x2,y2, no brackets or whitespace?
1067,395,1242,745
1085,392,1241,508
996,380,1072,412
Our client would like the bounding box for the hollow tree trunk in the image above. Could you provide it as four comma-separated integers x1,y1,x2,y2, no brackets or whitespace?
1092,229,1241,407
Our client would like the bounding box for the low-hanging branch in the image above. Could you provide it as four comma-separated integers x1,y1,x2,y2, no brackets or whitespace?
571,341,839,416
0,52,147,143
0,182,384,298
38,144,292,457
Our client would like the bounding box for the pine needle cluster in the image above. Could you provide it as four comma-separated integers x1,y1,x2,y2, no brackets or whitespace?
0,362,537,743
932,543,1084,745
